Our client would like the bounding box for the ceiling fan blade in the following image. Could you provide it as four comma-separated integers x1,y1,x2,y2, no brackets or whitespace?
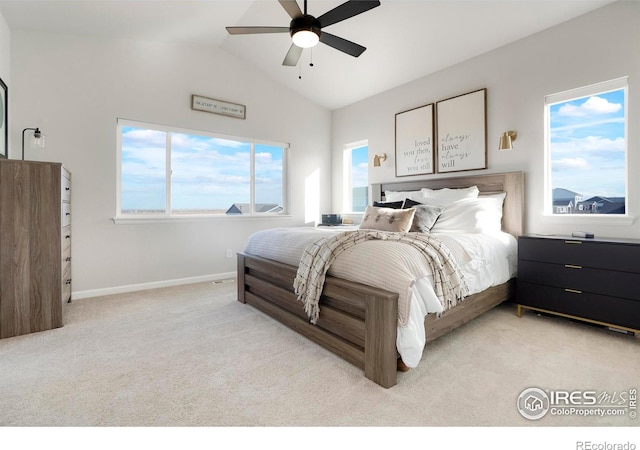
282,44,303,66
319,32,366,57
278,0,302,19
226,26,289,35
317,0,380,28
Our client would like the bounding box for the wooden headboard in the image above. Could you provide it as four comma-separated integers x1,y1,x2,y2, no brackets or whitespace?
371,171,525,237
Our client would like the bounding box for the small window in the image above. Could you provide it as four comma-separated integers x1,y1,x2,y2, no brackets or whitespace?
117,119,288,217
545,78,627,216
343,141,369,213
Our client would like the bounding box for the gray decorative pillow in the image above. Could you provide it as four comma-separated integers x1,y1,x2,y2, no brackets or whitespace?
410,204,444,233
359,206,416,232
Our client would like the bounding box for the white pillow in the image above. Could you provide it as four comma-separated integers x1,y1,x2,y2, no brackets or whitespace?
480,192,506,208
384,189,424,203
420,186,479,205
429,196,503,234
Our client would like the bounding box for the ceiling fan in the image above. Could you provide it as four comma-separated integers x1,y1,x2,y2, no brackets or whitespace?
226,0,381,67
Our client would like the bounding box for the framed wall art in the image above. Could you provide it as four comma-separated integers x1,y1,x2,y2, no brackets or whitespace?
0,77,7,159
191,94,246,120
395,103,434,177
436,88,487,173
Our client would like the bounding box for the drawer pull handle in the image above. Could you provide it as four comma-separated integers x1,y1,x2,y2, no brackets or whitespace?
65,212,71,216
65,279,72,285
65,187,70,191
65,257,71,262
564,264,582,269
564,240,582,244
565,288,582,294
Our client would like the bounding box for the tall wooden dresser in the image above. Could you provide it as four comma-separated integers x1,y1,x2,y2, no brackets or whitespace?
0,159,72,338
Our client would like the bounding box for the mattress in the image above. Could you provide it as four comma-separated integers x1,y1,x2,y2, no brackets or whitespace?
243,226,517,367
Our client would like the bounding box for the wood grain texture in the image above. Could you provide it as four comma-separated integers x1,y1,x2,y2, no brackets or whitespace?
0,160,69,338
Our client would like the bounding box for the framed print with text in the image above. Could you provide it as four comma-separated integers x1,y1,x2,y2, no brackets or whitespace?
395,103,434,176
436,88,487,173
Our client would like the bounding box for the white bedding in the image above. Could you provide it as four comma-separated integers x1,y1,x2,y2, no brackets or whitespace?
243,227,517,368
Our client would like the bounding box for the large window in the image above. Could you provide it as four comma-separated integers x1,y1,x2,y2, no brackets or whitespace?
343,141,369,213
117,119,288,217
545,78,627,215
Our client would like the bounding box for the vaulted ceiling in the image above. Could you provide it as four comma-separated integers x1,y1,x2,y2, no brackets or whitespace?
0,0,614,110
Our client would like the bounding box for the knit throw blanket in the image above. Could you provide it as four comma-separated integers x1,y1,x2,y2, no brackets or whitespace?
293,230,468,325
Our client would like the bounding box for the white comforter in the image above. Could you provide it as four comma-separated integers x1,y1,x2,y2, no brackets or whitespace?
243,226,517,368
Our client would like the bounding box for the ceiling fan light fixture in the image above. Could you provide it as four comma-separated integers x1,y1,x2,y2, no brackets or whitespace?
292,29,319,48
290,15,321,49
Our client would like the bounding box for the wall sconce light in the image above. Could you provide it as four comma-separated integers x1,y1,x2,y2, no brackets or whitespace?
22,127,46,160
373,153,387,167
499,131,517,151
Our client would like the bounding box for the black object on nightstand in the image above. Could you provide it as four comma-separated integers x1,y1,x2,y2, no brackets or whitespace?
517,234,640,334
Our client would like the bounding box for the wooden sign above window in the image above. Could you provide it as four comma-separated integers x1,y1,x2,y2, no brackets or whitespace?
191,94,246,120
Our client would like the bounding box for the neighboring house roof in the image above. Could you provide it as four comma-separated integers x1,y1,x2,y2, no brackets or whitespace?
552,187,582,201
225,203,283,214
578,196,626,214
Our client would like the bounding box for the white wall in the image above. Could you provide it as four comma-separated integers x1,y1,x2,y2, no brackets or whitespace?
10,31,331,296
332,1,640,239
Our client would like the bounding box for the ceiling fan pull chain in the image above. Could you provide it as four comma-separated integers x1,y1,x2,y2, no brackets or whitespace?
310,48,314,67
299,61,302,79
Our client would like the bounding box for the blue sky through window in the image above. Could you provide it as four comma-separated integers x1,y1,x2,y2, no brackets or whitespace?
549,89,625,200
121,125,284,213
351,145,368,212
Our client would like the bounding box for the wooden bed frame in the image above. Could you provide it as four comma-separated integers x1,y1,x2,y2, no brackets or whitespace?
237,171,525,388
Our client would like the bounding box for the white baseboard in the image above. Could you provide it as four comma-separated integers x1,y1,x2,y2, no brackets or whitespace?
71,272,237,300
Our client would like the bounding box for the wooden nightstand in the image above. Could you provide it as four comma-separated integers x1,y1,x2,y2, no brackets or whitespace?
517,234,640,334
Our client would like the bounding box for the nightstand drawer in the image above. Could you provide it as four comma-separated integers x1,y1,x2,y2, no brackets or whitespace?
518,282,640,330
519,237,640,273
519,260,640,301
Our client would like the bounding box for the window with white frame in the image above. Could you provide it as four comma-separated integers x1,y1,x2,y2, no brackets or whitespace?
343,141,369,213
117,119,288,217
545,77,628,215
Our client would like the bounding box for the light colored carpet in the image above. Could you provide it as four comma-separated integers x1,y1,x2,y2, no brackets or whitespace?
0,280,638,428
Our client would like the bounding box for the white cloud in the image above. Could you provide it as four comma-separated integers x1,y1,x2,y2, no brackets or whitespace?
558,96,621,117
550,136,625,154
552,157,589,170
122,129,166,146
582,96,622,114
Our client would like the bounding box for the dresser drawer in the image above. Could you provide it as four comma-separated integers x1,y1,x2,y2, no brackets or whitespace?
62,245,71,266
519,260,640,301
62,226,71,250
61,173,71,203
62,203,71,227
519,237,640,273
62,265,72,303
518,281,640,330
